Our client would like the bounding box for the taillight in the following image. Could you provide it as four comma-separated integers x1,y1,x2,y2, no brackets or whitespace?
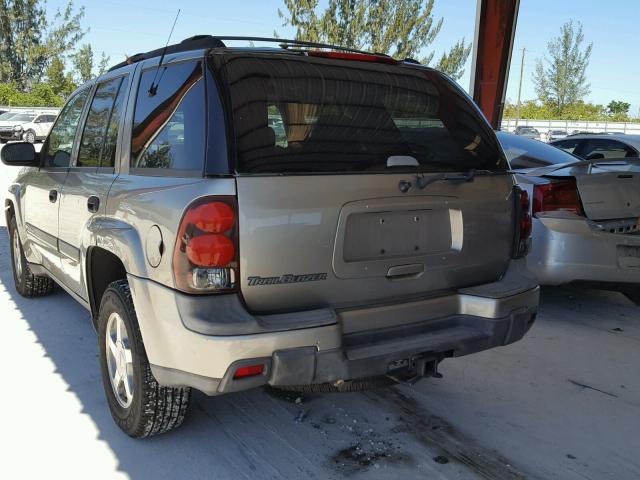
173,197,238,293
533,180,584,216
513,186,531,259
233,364,265,379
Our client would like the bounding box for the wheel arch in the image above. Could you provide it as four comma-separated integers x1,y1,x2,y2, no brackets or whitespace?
84,217,150,322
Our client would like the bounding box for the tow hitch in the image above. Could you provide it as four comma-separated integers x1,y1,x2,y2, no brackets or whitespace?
386,356,443,386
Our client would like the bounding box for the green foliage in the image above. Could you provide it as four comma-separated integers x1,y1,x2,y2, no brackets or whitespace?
0,82,64,107
72,43,93,83
72,43,110,82
0,0,86,89
607,100,630,121
278,0,471,80
434,38,472,80
502,99,640,122
533,20,592,113
96,51,110,76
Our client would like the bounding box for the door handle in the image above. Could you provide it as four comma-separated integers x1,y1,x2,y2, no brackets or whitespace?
87,196,100,213
49,189,58,203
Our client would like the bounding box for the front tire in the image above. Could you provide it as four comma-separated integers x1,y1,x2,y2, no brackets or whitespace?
8,215,54,297
98,279,190,438
24,129,36,144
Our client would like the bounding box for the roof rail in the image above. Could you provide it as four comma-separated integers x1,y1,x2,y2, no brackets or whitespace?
108,34,389,72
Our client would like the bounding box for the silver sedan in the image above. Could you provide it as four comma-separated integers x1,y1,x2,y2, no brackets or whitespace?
497,131,640,299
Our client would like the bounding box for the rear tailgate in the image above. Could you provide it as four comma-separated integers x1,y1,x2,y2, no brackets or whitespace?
237,175,514,311
213,51,514,313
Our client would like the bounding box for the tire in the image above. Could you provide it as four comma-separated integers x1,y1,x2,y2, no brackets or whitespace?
24,129,36,144
8,215,55,297
275,375,397,393
98,279,190,438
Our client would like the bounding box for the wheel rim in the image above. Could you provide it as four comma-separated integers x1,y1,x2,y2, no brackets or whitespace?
26,131,34,143
106,312,134,408
12,229,22,279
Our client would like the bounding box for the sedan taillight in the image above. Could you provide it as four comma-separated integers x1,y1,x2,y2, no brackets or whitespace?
173,197,238,293
533,180,584,216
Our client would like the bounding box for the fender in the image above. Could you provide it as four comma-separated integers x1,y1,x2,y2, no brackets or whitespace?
83,216,150,280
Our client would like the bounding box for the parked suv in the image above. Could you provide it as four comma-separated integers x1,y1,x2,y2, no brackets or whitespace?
0,112,56,143
2,36,539,438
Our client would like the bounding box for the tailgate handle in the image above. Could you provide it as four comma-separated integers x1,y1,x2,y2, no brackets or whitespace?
386,263,424,279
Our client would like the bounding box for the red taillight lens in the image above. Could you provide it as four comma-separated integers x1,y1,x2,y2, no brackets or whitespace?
513,186,531,259
184,202,235,233
307,50,398,64
533,180,584,216
233,364,265,379
186,234,235,267
173,197,238,293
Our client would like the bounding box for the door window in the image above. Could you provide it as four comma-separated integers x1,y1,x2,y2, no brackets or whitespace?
43,89,90,168
131,60,205,172
77,76,129,168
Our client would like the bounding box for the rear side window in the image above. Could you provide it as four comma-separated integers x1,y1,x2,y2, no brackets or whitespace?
581,139,637,160
216,54,506,174
131,60,205,173
77,76,129,168
43,89,90,168
552,138,581,154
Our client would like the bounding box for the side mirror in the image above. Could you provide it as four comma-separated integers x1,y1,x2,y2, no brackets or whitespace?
0,142,39,166
586,152,605,161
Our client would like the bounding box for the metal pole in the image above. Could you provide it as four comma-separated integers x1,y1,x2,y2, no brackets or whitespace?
515,47,525,127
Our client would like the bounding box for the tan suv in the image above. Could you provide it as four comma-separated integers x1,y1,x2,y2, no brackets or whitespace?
2,35,539,438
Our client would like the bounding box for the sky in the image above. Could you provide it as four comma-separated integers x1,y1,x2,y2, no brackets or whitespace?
45,0,640,115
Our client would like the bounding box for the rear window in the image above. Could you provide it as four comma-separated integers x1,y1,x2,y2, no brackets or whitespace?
214,53,506,174
496,131,578,168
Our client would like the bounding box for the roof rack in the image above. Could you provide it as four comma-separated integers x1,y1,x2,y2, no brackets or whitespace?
108,35,389,72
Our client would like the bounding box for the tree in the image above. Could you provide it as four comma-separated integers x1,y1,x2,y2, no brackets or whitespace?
0,0,86,89
46,56,76,98
277,0,471,80
533,20,592,114
607,100,630,120
97,51,110,76
73,43,93,83
72,43,110,82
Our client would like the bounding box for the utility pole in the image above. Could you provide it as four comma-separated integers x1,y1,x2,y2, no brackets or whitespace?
515,47,525,128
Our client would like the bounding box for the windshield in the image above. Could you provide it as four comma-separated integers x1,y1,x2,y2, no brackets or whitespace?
0,112,17,120
496,130,579,169
215,53,507,174
9,113,36,122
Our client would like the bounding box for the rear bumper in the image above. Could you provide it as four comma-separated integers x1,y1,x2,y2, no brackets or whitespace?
528,215,640,285
127,261,539,396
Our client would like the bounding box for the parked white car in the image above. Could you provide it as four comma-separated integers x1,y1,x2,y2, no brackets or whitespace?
0,112,57,143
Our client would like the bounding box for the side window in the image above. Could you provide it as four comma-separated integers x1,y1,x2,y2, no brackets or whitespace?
77,76,129,168
131,60,204,172
552,138,581,154
581,139,637,160
43,89,90,168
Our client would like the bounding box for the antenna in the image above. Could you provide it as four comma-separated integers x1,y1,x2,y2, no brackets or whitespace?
148,9,181,96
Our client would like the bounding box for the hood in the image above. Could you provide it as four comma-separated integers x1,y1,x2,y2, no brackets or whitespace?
0,120,28,128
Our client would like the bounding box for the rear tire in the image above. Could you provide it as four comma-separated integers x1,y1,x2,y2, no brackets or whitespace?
8,215,55,297
98,279,191,438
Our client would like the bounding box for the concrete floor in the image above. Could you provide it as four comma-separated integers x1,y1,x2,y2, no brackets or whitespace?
1,155,639,479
